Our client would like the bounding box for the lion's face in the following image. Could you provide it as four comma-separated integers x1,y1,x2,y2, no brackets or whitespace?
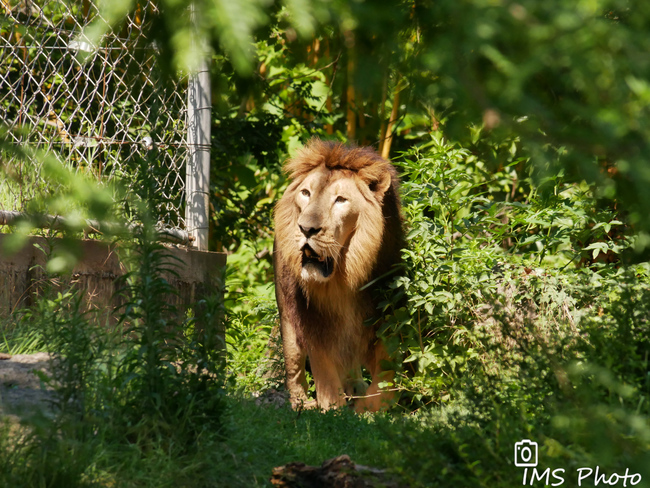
293,167,363,283
275,140,397,293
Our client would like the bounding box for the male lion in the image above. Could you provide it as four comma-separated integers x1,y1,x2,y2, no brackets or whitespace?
274,139,403,412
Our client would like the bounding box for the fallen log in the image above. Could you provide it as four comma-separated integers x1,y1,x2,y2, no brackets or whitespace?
270,454,408,488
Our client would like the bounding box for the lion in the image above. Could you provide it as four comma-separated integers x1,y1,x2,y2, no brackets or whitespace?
273,139,403,412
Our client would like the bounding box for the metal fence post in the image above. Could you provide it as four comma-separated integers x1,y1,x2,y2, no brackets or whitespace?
186,12,211,251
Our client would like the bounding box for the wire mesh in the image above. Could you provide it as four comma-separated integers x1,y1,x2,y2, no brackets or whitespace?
0,0,188,230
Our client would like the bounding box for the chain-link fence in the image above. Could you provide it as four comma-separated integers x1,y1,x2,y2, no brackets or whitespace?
1,0,193,236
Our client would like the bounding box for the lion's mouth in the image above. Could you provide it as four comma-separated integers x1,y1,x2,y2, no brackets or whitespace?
301,244,334,278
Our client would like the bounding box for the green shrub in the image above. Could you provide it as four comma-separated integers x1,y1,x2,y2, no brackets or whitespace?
361,134,650,485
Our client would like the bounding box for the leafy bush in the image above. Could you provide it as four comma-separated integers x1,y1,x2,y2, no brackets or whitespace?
361,133,650,485
0,149,226,486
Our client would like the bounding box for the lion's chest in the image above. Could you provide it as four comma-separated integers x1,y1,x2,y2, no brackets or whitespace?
302,290,375,368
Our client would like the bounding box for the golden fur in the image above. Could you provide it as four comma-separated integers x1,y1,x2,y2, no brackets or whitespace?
274,139,403,412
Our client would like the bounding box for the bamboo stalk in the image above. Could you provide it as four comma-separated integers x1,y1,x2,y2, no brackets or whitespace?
357,91,365,130
345,33,356,140
381,80,401,160
346,71,356,139
378,74,389,154
325,40,334,135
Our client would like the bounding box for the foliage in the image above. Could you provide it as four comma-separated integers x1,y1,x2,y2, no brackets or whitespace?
381,134,640,406
209,114,287,251
365,134,650,484
109,224,224,445
0,127,120,266
0,151,225,486
226,294,282,394
0,315,47,355
82,0,324,75
84,0,650,244
0,225,226,485
410,1,650,232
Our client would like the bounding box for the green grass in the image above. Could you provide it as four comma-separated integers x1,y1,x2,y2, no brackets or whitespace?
0,394,392,487
0,392,494,487
210,397,392,485
0,318,48,355
3,390,649,487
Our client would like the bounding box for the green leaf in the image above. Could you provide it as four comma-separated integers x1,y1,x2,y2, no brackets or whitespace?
281,0,316,38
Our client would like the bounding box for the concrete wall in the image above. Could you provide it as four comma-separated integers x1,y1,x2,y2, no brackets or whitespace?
0,235,226,342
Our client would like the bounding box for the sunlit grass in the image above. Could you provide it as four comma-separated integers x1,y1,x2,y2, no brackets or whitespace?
0,318,48,355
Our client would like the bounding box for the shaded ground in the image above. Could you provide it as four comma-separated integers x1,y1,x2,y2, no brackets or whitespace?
0,353,55,422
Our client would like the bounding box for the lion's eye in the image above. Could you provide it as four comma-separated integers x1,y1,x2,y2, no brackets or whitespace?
301,189,310,198
335,196,347,204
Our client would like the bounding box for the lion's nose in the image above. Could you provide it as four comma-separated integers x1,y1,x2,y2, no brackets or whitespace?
299,224,321,237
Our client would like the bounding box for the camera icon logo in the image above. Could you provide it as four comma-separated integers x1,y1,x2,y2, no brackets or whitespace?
514,439,538,467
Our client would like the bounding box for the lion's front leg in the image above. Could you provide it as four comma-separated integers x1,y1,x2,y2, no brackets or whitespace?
354,341,395,413
308,348,347,410
280,319,310,408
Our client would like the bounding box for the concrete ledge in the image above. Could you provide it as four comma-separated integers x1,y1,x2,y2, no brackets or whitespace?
0,235,226,337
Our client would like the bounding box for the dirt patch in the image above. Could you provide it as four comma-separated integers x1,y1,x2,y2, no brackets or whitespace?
0,352,56,422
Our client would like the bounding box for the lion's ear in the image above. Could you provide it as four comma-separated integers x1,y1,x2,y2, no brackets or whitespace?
369,171,392,197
